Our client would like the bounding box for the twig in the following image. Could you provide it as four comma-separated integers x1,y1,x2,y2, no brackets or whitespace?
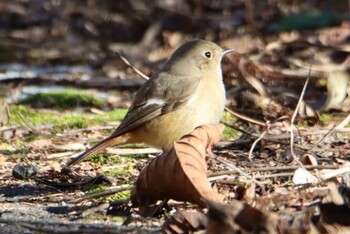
262,128,350,139
335,112,350,129
238,58,267,96
289,68,311,168
207,165,338,177
115,51,150,80
106,147,162,155
308,124,337,152
35,175,109,189
217,124,343,152
46,151,76,159
16,111,72,140
224,107,266,126
248,128,268,163
254,172,294,179
220,120,254,136
215,156,265,190
20,221,139,233
17,112,56,138
57,126,116,136
68,185,134,204
208,175,238,182
251,164,338,172
0,125,20,132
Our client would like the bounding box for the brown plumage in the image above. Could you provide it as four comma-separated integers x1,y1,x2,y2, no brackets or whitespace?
66,40,234,167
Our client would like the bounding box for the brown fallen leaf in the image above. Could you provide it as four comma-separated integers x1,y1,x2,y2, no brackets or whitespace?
162,210,206,233
131,124,225,209
206,200,279,234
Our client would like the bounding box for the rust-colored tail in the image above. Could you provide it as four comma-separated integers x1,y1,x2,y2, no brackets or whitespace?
66,135,127,167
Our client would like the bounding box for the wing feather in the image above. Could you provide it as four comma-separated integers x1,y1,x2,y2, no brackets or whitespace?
111,71,201,137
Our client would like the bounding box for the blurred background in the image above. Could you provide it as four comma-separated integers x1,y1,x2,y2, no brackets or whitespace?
0,0,349,121
1,1,350,233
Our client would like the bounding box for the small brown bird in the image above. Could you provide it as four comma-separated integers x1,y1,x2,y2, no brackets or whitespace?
67,40,234,167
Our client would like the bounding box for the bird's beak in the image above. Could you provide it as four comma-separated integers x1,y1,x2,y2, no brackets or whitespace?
222,49,235,56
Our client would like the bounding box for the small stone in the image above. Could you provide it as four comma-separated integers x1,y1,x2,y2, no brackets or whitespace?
12,163,39,180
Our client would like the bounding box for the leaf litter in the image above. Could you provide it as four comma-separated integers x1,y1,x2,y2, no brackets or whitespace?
0,0,350,233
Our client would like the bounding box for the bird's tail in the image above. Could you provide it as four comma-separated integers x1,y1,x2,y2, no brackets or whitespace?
66,135,128,168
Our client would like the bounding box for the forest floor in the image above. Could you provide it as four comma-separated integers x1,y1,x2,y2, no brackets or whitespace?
1,0,350,233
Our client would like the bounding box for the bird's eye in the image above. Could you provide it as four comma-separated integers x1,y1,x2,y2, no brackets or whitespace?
204,51,212,59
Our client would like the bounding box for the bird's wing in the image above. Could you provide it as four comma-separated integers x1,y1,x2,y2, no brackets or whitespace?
110,72,200,137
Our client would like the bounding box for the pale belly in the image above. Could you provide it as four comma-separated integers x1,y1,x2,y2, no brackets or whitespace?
129,77,226,150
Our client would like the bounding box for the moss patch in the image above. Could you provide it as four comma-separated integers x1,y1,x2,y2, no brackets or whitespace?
8,105,128,133
84,185,131,203
18,90,106,109
223,126,239,140
87,153,124,165
319,113,332,124
222,111,238,124
221,111,239,139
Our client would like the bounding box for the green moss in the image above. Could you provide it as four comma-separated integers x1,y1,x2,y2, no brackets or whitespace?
85,185,106,194
9,105,91,132
14,140,26,148
84,185,131,203
94,109,128,125
220,111,239,140
0,142,11,148
87,153,124,165
111,216,126,223
319,113,331,124
103,163,134,177
297,120,310,128
222,126,239,140
8,105,128,133
105,190,130,202
222,111,238,125
18,90,106,109
24,134,40,142
83,143,148,165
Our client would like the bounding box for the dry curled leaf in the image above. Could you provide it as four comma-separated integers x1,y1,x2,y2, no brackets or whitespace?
162,210,206,234
206,200,279,234
131,124,225,209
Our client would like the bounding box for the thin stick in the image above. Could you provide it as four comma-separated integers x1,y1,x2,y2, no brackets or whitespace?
68,184,134,204
248,128,268,163
115,51,150,80
215,156,265,190
207,165,338,177
335,112,350,129
252,164,337,172
17,112,57,139
0,125,20,132
220,120,254,136
238,58,267,96
106,147,161,155
254,172,294,179
308,124,337,152
289,68,311,167
224,107,266,126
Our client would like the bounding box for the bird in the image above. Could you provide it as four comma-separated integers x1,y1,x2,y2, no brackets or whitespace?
66,39,234,167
